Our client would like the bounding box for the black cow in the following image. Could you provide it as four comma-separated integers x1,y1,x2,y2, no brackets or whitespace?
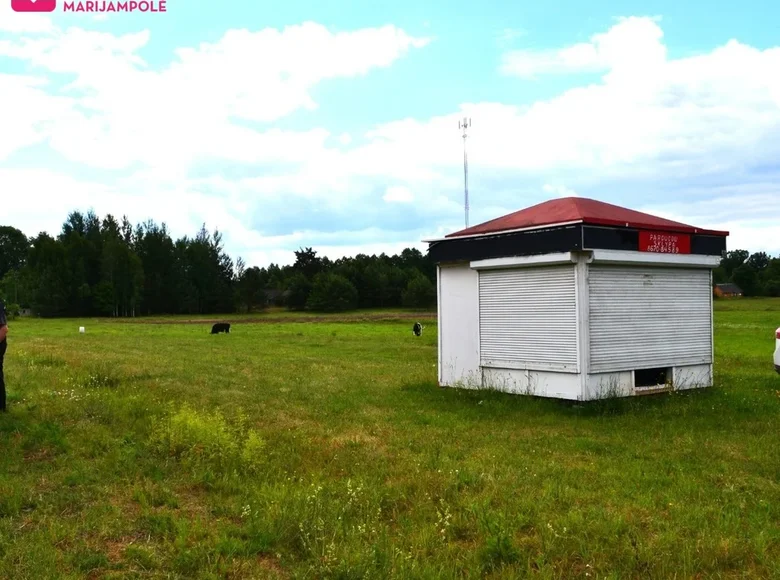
412,322,423,337
211,322,231,334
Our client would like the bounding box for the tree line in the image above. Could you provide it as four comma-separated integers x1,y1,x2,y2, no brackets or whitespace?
1,212,778,318
0,211,437,318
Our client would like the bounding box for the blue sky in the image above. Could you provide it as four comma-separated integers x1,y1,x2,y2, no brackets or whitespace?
1,0,779,266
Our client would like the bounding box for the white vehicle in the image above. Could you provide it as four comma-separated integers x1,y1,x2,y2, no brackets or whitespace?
775,327,780,374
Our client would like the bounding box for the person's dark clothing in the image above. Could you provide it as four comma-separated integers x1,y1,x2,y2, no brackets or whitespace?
0,300,6,412
0,339,6,412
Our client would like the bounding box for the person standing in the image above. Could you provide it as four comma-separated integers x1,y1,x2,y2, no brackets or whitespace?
0,299,7,412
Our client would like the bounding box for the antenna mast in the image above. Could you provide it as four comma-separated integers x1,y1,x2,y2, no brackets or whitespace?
459,117,471,228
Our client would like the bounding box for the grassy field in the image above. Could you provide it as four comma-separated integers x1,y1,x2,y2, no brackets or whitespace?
0,300,778,579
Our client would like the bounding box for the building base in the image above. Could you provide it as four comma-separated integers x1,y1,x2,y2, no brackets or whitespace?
439,363,713,401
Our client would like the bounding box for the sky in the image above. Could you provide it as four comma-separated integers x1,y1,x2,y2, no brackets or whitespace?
2,0,779,268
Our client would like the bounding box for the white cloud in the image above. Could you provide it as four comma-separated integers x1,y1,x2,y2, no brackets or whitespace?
0,2,55,33
1,167,217,242
0,19,431,173
383,185,414,203
0,74,74,160
637,192,780,255
496,28,526,47
365,30,780,178
543,184,578,198
499,16,665,78
336,18,780,226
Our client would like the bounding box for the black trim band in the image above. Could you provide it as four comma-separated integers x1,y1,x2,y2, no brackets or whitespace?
427,224,727,264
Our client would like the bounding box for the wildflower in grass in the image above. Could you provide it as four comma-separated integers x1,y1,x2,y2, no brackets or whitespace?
436,498,452,542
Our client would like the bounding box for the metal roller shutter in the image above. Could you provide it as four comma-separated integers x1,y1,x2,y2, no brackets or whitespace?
479,265,578,372
588,265,712,373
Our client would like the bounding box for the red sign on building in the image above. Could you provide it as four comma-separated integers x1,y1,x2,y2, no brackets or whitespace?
638,231,691,254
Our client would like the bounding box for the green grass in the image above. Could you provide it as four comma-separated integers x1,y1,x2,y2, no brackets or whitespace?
1,300,779,579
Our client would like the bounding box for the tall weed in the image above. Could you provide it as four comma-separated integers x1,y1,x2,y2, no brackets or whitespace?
148,404,267,478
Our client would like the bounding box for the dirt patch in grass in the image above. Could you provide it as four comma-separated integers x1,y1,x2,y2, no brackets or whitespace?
23,447,56,463
265,411,311,432
226,556,288,579
328,430,382,450
257,555,289,577
103,537,140,564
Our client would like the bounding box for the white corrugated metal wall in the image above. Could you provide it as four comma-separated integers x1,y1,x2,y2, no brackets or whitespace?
478,265,579,373
588,265,712,373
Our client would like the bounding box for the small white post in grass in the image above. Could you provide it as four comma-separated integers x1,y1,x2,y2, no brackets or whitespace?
79,326,85,334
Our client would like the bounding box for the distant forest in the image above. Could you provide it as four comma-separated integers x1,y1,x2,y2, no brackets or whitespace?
0,212,778,317
0,211,436,317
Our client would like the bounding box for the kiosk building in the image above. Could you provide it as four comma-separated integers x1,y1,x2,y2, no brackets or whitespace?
426,197,729,400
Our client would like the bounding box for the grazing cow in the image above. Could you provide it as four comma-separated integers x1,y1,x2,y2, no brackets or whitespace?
412,322,423,337
211,322,231,334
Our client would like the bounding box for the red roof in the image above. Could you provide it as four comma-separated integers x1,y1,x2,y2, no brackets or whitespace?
445,197,729,238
